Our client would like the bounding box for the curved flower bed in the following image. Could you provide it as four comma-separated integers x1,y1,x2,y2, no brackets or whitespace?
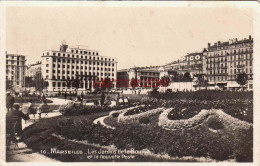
108,105,142,117
118,107,165,124
158,109,252,130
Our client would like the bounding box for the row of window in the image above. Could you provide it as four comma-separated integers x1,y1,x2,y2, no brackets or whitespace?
69,49,98,55
208,74,253,82
51,58,115,66
229,61,253,67
207,48,253,57
230,68,253,74
47,66,115,73
45,52,115,62
47,73,115,80
6,55,26,60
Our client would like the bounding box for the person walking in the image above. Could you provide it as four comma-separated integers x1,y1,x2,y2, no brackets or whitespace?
6,104,30,136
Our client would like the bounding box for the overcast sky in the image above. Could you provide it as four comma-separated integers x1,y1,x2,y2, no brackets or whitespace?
6,7,253,69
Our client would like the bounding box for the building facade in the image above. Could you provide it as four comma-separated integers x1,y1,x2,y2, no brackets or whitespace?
117,66,160,89
204,36,253,90
6,52,26,89
41,42,117,94
26,61,41,78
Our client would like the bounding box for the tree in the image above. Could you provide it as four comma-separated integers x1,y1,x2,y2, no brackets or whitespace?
72,78,80,93
101,77,113,91
236,73,248,86
6,79,13,90
183,72,192,82
25,76,36,87
35,78,49,92
130,78,138,89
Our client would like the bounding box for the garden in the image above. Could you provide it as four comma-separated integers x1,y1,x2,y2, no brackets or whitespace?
20,90,253,162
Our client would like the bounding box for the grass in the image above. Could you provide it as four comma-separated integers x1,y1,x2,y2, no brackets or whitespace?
20,112,196,162
21,109,253,162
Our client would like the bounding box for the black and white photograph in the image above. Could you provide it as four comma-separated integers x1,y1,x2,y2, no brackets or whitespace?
1,1,259,164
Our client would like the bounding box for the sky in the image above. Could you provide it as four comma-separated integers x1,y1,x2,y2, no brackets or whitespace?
6,7,253,70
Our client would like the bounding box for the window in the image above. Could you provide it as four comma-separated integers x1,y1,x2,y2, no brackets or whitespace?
53,70,56,73
46,70,49,73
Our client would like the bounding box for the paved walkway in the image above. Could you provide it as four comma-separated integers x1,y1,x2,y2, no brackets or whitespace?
47,97,72,105
6,142,57,162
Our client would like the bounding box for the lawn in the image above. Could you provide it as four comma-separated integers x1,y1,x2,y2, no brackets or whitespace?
20,91,253,162
21,109,252,162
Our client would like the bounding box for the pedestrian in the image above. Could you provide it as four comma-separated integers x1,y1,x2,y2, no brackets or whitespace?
6,92,15,112
64,92,67,100
38,100,50,119
115,93,120,106
81,91,84,101
6,104,30,136
101,91,105,106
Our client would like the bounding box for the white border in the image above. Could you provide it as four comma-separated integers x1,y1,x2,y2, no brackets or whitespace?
0,1,259,166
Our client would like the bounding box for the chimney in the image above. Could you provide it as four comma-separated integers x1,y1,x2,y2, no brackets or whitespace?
249,35,252,40
208,43,211,48
217,41,221,46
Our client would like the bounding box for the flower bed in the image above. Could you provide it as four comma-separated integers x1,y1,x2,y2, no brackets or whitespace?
165,100,253,123
159,108,252,130
118,107,165,124
59,102,138,116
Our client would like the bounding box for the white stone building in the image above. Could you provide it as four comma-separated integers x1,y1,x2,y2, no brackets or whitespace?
41,41,117,95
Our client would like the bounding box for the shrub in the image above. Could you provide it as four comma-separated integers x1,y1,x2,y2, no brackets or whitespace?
112,112,119,118
139,117,151,124
207,118,224,130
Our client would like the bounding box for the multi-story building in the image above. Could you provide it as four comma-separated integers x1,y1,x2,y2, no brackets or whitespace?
6,52,26,89
204,35,253,90
117,66,160,89
26,61,41,79
41,41,117,94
